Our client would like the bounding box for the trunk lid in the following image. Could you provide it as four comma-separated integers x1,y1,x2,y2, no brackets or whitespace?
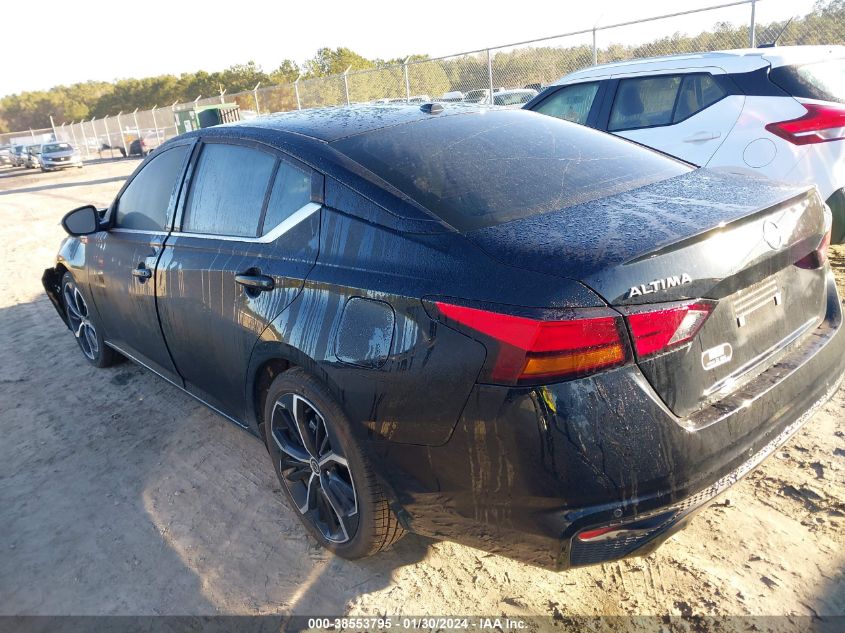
466,169,830,417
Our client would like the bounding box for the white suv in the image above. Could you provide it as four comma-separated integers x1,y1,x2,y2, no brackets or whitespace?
524,45,845,243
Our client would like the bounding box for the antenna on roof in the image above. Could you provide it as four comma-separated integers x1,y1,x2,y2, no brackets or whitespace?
758,17,793,48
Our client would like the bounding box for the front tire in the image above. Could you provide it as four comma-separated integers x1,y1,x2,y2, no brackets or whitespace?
61,272,115,368
263,367,404,559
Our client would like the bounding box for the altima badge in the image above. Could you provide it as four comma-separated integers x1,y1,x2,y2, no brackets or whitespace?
702,343,732,371
628,273,692,299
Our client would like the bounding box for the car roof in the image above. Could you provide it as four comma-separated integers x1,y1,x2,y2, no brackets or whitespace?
228,103,487,142
551,45,845,84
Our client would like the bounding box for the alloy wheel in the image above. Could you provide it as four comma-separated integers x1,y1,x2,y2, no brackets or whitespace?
269,393,359,543
63,282,98,361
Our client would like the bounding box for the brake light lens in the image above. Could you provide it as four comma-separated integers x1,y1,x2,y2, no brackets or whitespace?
796,228,832,269
432,301,628,385
765,103,845,145
623,301,714,359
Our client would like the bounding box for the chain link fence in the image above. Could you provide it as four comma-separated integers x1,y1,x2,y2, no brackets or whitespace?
3,0,844,156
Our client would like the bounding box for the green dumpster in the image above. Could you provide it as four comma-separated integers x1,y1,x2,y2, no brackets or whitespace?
174,103,241,135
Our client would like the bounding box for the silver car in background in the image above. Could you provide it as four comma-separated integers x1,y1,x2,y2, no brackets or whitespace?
39,142,83,171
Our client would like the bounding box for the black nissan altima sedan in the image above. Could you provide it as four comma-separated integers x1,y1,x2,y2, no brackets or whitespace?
43,104,845,569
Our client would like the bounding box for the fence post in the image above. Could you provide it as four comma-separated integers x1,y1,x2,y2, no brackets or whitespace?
102,116,112,158
749,0,757,47
69,121,79,152
253,82,261,115
403,56,411,102
151,105,160,143
132,108,141,142
172,100,179,137
116,111,128,157
79,119,89,158
219,87,226,104
486,49,494,104
49,115,58,141
343,66,352,105
90,118,98,156
294,74,302,110
29,128,35,141
592,27,598,65
60,123,66,142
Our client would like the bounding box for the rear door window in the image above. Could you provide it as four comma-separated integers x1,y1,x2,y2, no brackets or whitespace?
114,145,189,231
182,143,276,237
609,75,682,131
673,74,727,121
532,82,600,125
770,59,845,104
261,159,313,234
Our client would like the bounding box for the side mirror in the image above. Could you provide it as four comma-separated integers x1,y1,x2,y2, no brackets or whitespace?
61,205,100,236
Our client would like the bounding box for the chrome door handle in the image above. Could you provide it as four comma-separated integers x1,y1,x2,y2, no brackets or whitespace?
131,266,152,279
235,273,275,292
683,131,720,143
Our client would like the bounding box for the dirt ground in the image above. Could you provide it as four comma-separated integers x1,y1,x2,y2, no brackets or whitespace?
0,160,843,625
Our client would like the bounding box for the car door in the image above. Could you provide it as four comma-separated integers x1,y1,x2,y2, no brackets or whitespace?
156,138,322,421
88,142,192,381
605,70,744,166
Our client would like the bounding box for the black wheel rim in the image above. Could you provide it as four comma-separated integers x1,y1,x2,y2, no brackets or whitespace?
63,281,98,361
269,393,359,544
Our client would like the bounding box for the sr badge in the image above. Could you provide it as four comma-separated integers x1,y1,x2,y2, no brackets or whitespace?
702,343,732,371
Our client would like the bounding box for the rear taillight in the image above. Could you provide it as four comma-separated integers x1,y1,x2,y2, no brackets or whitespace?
765,103,845,145
796,228,832,269
431,301,629,385
620,300,715,360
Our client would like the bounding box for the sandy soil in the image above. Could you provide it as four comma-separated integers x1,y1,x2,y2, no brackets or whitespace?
0,160,843,625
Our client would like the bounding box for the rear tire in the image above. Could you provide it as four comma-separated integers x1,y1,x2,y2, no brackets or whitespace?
263,367,405,558
61,272,115,368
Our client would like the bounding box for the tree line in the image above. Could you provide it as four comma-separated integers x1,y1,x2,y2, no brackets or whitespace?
1,0,843,134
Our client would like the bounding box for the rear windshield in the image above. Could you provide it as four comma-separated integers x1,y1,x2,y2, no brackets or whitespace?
331,110,689,231
770,59,845,104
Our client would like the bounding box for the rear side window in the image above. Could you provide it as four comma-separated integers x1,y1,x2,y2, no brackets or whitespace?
609,75,681,131
182,143,275,237
494,92,535,106
674,74,727,121
532,82,599,125
770,60,845,104
262,160,313,234
331,109,689,232
115,145,189,231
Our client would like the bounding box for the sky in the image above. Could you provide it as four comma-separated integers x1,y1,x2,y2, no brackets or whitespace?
1,0,816,97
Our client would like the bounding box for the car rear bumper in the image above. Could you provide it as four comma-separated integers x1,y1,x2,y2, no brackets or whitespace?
378,270,845,569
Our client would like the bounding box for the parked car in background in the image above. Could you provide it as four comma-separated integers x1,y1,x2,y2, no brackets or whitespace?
524,45,845,243
493,88,538,107
0,145,11,166
11,145,27,167
440,90,465,102
464,88,491,103
128,132,164,157
39,142,83,171
44,104,844,570
24,144,41,169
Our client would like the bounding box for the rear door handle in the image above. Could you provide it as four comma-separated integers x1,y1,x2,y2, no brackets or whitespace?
235,273,275,292
683,131,721,143
131,265,152,280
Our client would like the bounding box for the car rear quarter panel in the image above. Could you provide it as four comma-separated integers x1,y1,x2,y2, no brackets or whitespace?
247,180,606,446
